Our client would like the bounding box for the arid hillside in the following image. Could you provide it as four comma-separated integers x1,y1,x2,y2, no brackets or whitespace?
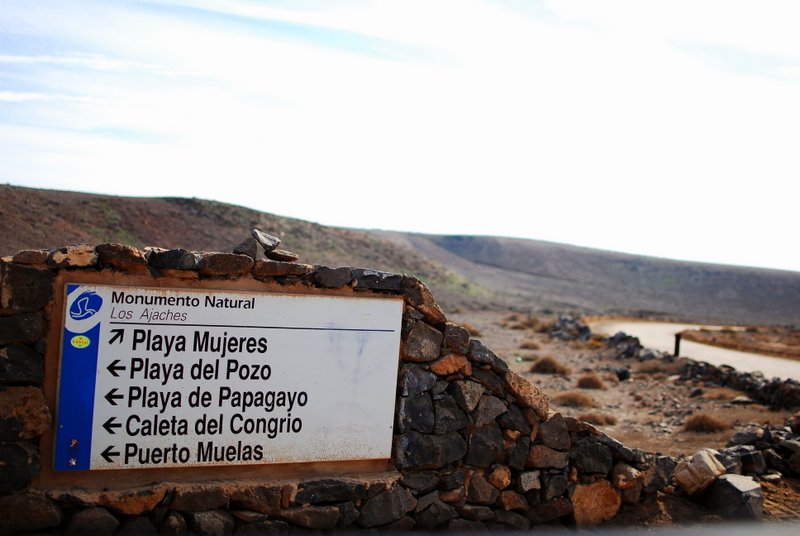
2,184,799,326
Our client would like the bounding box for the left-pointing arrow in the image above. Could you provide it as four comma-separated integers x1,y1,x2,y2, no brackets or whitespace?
108,329,124,345
105,388,123,405
102,417,121,434
107,359,126,377
101,445,120,463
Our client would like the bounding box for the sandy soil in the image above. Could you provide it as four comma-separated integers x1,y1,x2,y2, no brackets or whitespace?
451,309,800,525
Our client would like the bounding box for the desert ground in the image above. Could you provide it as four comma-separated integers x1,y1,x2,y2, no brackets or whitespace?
450,310,800,524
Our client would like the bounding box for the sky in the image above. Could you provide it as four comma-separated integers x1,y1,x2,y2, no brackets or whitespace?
1,1,798,273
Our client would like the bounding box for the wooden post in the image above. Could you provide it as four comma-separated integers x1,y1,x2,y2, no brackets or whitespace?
674,333,681,357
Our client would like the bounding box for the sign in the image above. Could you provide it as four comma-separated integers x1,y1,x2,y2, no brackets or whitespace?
54,284,403,471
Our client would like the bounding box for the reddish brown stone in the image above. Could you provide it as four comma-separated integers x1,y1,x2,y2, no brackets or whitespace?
402,321,443,363
438,487,465,504
230,485,283,514
96,243,148,272
487,465,512,490
265,248,299,262
527,445,569,469
171,484,229,511
276,506,339,529
94,486,169,516
503,370,549,420
429,353,471,376
47,244,97,268
497,490,529,511
571,480,621,527
0,386,51,440
443,322,470,353
198,252,254,276
402,276,446,325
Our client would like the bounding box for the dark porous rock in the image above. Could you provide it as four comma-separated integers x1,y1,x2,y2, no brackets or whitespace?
198,252,254,276
394,431,467,470
0,312,44,345
96,243,148,271
1,263,54,312
448,518,490,531
0,343,44,385
401,276,446,326
399,364,437,397
715,449,742,474
0,492,61,534
230,485,282,514
382,515,416,531
778,440,800,475
597,434,647,465
171,486,229,512
11,249,49,264
467,472,499,505
336,501,359,528
147,248,199,270
415,500,456,529
399,472,439,494
527,445,569,469
730,445,767,475
542,472,569,501
434,395,469,434
465,423,505,467
252,260,314,278
312,266,353,288
497,403,531,435
495,509,531,530
231,510,270,523
117,516,157,536
276,506,339,529
159,511,188,536
251,229,281,252
473,394,508,426
497,489,529,511
397,392,435,433
449,380,485,413
351,269,404,292
570,439,614,474
185,509,235,536
538,413,570,450
402,321,443,363
66,507,119,536
295,478,368,504
233,236,260,259
468,339,508,372
508,436,531,471
443,322,471,354
358,484,417,528
265,248,299,262
727,428,764,447
643,455,677,494
438,467,465,490
706,474,764,519
414,490,439,513
471,368,505,397
235,519,289,535
0,441,39,492
528,496,573,524
456,504,495,521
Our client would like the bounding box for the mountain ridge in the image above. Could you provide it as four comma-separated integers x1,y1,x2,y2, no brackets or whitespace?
2,184,798,326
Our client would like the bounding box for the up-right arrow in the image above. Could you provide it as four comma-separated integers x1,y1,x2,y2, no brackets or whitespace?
101,445,120,463
108,329,124,345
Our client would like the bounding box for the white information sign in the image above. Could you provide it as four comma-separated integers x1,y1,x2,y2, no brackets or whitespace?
54,284,403,471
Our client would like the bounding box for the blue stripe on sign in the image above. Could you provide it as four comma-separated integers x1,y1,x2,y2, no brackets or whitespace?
54,321,101,471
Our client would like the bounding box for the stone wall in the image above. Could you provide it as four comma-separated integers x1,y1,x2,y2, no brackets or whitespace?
0,238,666,534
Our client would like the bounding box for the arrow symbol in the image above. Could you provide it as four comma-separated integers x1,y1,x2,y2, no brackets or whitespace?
102,417,121,434
108,329,124,345
106,359,126,377
101,445,120,463
105,388,123,406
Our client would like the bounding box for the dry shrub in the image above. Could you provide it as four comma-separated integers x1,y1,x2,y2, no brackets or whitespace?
682,413,731,433
576,372,607,390
586,338,606,350
702,387,738,401
530,356,571,375
460,322,482,337
578,412,618,426
519,340,540,350
552,391,595,408
635,360,684,376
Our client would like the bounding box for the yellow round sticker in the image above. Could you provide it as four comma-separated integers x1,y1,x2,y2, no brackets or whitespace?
71,335,91,349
